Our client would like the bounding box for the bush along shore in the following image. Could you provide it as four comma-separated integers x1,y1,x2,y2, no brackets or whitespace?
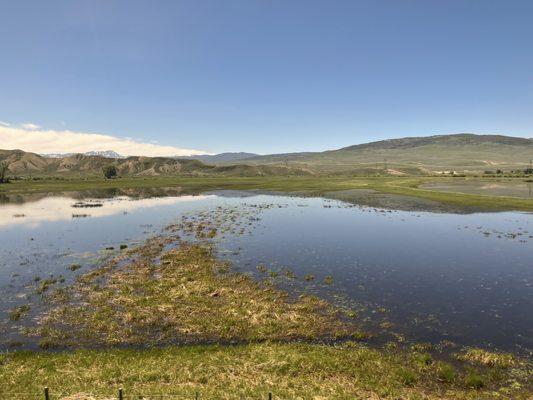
1,207,532,399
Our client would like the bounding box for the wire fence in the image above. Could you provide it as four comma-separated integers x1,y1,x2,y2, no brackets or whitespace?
1,388,276,400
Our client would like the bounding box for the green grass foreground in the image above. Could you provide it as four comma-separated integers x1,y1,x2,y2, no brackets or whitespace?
2,342,531,400
1,175,533,211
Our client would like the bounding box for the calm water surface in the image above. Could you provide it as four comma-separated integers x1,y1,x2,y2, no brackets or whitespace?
0,188,531,353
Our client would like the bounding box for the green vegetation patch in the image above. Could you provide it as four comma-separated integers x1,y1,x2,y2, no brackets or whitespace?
2,342,531,400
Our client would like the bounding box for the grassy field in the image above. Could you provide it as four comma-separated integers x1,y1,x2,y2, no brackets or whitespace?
3,342,531,400
1,175,533,211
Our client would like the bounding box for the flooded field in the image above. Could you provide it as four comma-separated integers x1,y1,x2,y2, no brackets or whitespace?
421,179,533,198
0,187,532,354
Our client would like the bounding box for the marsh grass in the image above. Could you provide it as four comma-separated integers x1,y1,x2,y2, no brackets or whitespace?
31,242,361,348
8,304,30,321
436,362,456,383
36,277,60,294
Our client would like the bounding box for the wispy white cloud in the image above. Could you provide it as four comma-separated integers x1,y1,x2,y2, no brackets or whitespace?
21,122,41,130
0,124,209,157
0,121,10,127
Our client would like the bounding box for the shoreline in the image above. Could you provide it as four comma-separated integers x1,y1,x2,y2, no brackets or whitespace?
1,176,533,212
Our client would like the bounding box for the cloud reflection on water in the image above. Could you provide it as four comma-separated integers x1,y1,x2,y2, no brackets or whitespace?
0,195,214,228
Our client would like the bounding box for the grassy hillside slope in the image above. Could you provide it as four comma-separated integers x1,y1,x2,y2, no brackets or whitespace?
235,134,533,174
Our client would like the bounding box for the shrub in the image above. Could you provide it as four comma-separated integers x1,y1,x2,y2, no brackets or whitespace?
102,165,118,179
0,161,8,183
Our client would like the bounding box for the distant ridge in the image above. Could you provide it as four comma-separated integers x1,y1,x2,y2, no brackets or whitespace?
340,133,533,151
225,133,533,174
184,152,259,164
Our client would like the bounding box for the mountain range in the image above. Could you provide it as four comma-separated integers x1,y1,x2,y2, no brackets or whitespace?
43,150,124,159
0,150,311,177
1,134,532,177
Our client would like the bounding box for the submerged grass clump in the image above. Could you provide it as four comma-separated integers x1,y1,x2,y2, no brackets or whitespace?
36,277,59,294
8,304,30,321
456,348,518,368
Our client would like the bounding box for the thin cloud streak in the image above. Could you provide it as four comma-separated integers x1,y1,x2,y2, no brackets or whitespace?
21,123,41,130
0,125,209,157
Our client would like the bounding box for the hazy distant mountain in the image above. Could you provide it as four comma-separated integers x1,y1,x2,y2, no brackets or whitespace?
43,150,124,159
185,152,259,164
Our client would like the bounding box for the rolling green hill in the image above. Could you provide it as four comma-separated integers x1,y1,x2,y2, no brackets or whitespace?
233,134,533,175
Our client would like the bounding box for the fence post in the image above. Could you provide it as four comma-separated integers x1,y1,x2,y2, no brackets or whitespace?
118,387,123,400
268,392,272,400
195,390,199,399
44,387,50,400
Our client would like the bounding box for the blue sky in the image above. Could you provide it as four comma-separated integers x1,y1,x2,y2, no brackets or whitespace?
1,1,532,155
